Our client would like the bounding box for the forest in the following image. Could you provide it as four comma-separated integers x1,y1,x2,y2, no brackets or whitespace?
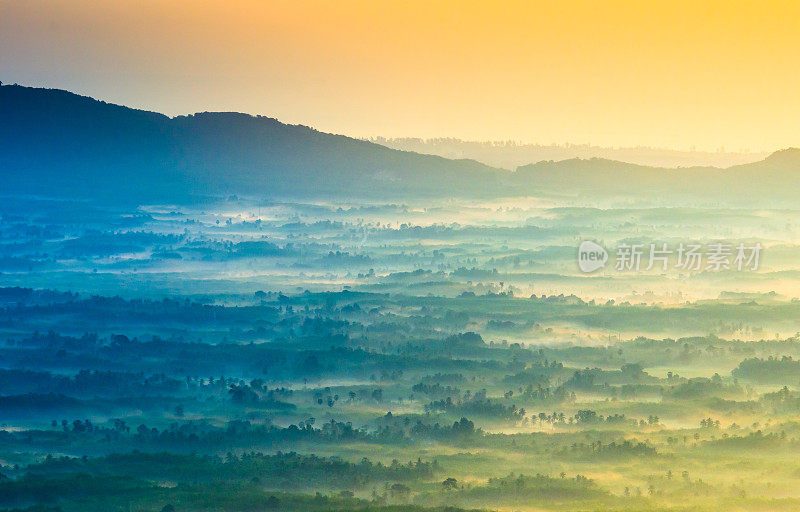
2,190,800,512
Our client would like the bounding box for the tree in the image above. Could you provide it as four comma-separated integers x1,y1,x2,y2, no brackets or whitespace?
442,477,458,490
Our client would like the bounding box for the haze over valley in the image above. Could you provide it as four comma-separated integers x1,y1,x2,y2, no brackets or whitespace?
3,86,800,512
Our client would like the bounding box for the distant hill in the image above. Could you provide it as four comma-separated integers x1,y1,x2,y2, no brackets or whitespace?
0,84,507,202
513,149,800,201
1,84,798,203
372,137,768,169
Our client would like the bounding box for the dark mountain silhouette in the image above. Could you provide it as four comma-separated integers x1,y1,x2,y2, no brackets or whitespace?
2,83,799,203
0,84,507,202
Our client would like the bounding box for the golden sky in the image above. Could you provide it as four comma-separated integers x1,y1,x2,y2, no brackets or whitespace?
1,0,799,151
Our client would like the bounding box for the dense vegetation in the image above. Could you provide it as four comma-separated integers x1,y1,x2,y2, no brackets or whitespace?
3,169,800,512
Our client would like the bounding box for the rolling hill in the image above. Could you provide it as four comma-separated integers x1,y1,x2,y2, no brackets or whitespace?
513,149,800,201
0,84,507,202
1,83,798,204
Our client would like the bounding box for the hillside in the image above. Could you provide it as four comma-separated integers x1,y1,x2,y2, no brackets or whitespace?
514,149,800,200
0,84,506,202
2,84,799,203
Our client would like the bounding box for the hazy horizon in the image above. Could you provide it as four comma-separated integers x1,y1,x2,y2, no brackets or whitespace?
0,80,779,169
3,0,800,152
0,80,790,158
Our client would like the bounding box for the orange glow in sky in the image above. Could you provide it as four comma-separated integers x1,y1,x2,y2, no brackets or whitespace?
1,0,799,150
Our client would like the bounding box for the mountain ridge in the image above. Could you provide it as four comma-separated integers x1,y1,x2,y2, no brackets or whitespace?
514,149,800,198
2,83,799,203
0,84,507,202
373,136,772,169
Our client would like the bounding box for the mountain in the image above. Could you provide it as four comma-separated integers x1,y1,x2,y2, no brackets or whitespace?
0,84,507,202
1,83,799,204
513,149,800,201
372,137,767,169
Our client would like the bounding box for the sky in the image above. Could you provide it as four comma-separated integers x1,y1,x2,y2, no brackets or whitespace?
1,0,799,152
